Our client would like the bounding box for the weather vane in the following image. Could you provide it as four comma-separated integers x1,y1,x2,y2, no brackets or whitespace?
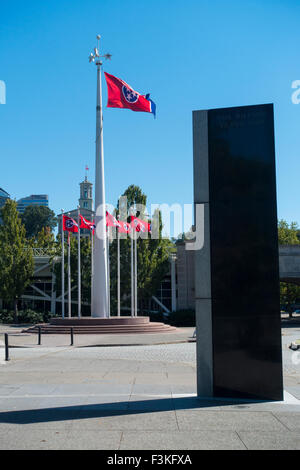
89,34,112,64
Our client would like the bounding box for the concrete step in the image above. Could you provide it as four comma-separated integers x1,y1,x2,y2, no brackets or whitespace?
23,322,177,335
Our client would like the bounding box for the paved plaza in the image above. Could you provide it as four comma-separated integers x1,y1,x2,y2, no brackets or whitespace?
0,326,300,450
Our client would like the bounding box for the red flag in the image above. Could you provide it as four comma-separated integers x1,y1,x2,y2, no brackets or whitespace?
106,211,132,233
118,220,131,233
130,215,151,233
80,214,95,231
104,72,156,116
106,211,120,228
63,215,78,233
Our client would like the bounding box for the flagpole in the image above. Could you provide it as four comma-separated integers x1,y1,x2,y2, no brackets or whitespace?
77,206,81,318
91,230,94,314
107,226,110,318
117,215,120,317
131,227,134,317
67,215,71,318
90,35,108,318
61,209,65,319
134,230,137,316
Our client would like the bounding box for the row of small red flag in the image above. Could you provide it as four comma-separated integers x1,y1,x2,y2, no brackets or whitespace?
62,212,151,234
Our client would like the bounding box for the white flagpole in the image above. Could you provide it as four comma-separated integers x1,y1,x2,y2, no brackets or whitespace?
91,229,94,314
131,226,134,317
61,209,65,319
107,226,110,318
134,231,137,316
67,218,71,318
91,35,108,318
77,206,81,318
117,216,120,317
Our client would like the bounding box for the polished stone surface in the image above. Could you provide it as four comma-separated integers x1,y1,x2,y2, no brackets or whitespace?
207,104,283,400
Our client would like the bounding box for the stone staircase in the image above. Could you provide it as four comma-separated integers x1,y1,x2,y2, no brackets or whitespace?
23,316,177,335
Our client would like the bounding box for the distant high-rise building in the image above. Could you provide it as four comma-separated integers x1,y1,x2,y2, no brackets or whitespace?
17,194,49,214
0,188,10,209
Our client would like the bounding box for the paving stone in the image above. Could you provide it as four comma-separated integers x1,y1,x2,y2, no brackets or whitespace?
120,430,246,450
0,428,69,449
0,335,300,449
238,431,300,450
175,410,287,431
64,430,123,450
128,396,174,411
70,410,178,431
272,411,300,431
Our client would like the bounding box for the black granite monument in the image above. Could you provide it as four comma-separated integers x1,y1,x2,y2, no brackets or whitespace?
193,103,283,401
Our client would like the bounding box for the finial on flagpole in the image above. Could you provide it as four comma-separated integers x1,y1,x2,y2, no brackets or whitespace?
88,34,112,65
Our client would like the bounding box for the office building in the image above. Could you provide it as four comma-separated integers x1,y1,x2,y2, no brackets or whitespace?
17,194,49,214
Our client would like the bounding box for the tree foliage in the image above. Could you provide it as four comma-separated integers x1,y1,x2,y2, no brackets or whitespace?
278,219,299,245
31,226,57,256
0,200,34,321
280,282,300,317
110,184,173,313
21,205,57,239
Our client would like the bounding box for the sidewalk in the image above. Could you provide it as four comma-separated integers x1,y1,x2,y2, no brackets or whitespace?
0,327,299,450
0,325,195,348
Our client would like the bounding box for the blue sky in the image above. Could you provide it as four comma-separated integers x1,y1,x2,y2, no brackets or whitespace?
1,0,300,236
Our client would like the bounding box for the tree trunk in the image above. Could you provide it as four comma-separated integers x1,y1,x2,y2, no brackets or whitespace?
14,299,18,324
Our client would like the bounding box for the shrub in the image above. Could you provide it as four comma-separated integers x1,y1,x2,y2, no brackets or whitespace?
0,309,52,324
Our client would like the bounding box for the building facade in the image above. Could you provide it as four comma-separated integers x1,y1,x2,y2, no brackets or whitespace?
17,194,49,214
0,188,10,225
0,187,10,209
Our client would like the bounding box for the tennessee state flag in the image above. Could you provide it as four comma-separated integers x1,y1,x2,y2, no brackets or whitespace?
118,220,131,233
80,215,95,231
106,211,120,228
130,215,151,233
106,211,131,233
63,215,79,233
104,72,156,117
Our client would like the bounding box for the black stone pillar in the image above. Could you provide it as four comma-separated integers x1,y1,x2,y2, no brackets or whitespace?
194,103,283,401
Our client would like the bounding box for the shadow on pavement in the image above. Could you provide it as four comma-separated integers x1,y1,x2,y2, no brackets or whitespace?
0,396,271,424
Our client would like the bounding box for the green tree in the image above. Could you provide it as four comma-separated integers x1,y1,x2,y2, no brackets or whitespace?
32,226,57,255
0,200,34,322
280,282,300,318
21,205,57,239
117,185,147,216
111,185,173,314
278,219,299,245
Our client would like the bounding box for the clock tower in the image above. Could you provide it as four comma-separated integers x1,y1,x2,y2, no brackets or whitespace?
79,176,93,211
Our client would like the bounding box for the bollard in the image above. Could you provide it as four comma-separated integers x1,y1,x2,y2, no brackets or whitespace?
4,333,9,361
38,326,41,345
70,327,74,346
